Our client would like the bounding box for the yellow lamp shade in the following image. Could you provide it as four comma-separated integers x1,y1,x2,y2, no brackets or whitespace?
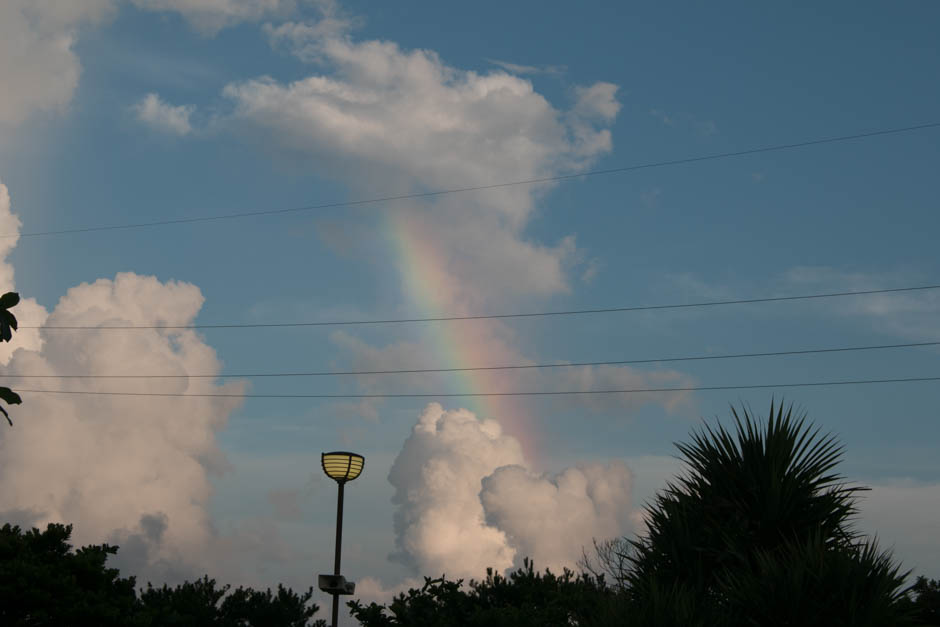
321,451,364,482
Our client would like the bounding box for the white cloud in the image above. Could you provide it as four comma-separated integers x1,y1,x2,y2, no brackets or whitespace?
387,403,636,580
0,270,248,583
142,18,691,425
0,0,302,140
264,6,356,61
205,31,618,308
131,0,301,35
0,0,115,131
133,93,195,135
353,576,422,606
481,462,634,573
388,403,524,578
0,182,250,583
573,83,621,122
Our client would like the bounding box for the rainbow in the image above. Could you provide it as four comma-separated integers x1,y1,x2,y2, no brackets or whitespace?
385,210,541,464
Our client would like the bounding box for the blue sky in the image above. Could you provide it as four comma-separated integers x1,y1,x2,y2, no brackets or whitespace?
1,0,939,610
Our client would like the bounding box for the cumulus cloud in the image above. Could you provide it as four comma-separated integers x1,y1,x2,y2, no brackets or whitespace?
133,93,195,135
481,462,634,573
388,403,524,578
387,403,635,580
0,181,251,583
0,270,247,582
206,29,618,308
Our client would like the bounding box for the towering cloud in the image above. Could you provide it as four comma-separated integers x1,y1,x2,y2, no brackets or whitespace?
0,181,248,583
387,403,635,580
388,403,524,578
481,461,634,573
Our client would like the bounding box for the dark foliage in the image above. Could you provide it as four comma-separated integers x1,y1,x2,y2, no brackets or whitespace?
138,576,325,627
348,558,612,627
622,401,912,626
0,522,325,626
900,576,940,625
0,522,139,626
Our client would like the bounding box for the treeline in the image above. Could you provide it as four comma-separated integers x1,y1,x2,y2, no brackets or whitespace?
2,404,939,626
0,522,324,626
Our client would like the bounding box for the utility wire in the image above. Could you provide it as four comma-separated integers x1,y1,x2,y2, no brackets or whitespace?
1,340,937,379
9,121,940,240
24,284,940,330
12,375,940,399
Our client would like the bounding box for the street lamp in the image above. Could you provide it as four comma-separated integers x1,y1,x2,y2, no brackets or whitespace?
319,451,364,627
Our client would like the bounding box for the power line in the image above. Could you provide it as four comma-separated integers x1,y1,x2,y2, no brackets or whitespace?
12,375,940,399
25,284,940,330
2,340,937,379
9,121,939,240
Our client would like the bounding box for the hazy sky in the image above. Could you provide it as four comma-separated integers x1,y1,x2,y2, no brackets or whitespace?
1,0,939,613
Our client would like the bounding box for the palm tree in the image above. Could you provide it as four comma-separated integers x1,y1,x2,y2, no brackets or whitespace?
620,401,911,626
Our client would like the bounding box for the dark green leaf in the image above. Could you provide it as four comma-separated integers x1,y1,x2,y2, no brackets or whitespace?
0,386,22,405
0,291,20,309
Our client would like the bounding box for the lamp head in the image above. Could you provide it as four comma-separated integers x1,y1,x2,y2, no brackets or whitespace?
321,451,364,483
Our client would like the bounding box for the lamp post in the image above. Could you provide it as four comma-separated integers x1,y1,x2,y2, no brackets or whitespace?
319,451,364,627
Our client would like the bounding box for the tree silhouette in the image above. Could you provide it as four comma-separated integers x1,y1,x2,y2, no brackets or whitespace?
622,401,912,626
901,576,940,625
0,522,139,626
348,559,611,627
0,522,326,626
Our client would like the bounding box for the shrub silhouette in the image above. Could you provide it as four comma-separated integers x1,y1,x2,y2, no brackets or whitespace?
622,401,912,626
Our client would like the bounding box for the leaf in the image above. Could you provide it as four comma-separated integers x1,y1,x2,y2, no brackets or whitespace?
0,292,19,309
0,405,9,426
0,387,22,405
0,309,18,342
